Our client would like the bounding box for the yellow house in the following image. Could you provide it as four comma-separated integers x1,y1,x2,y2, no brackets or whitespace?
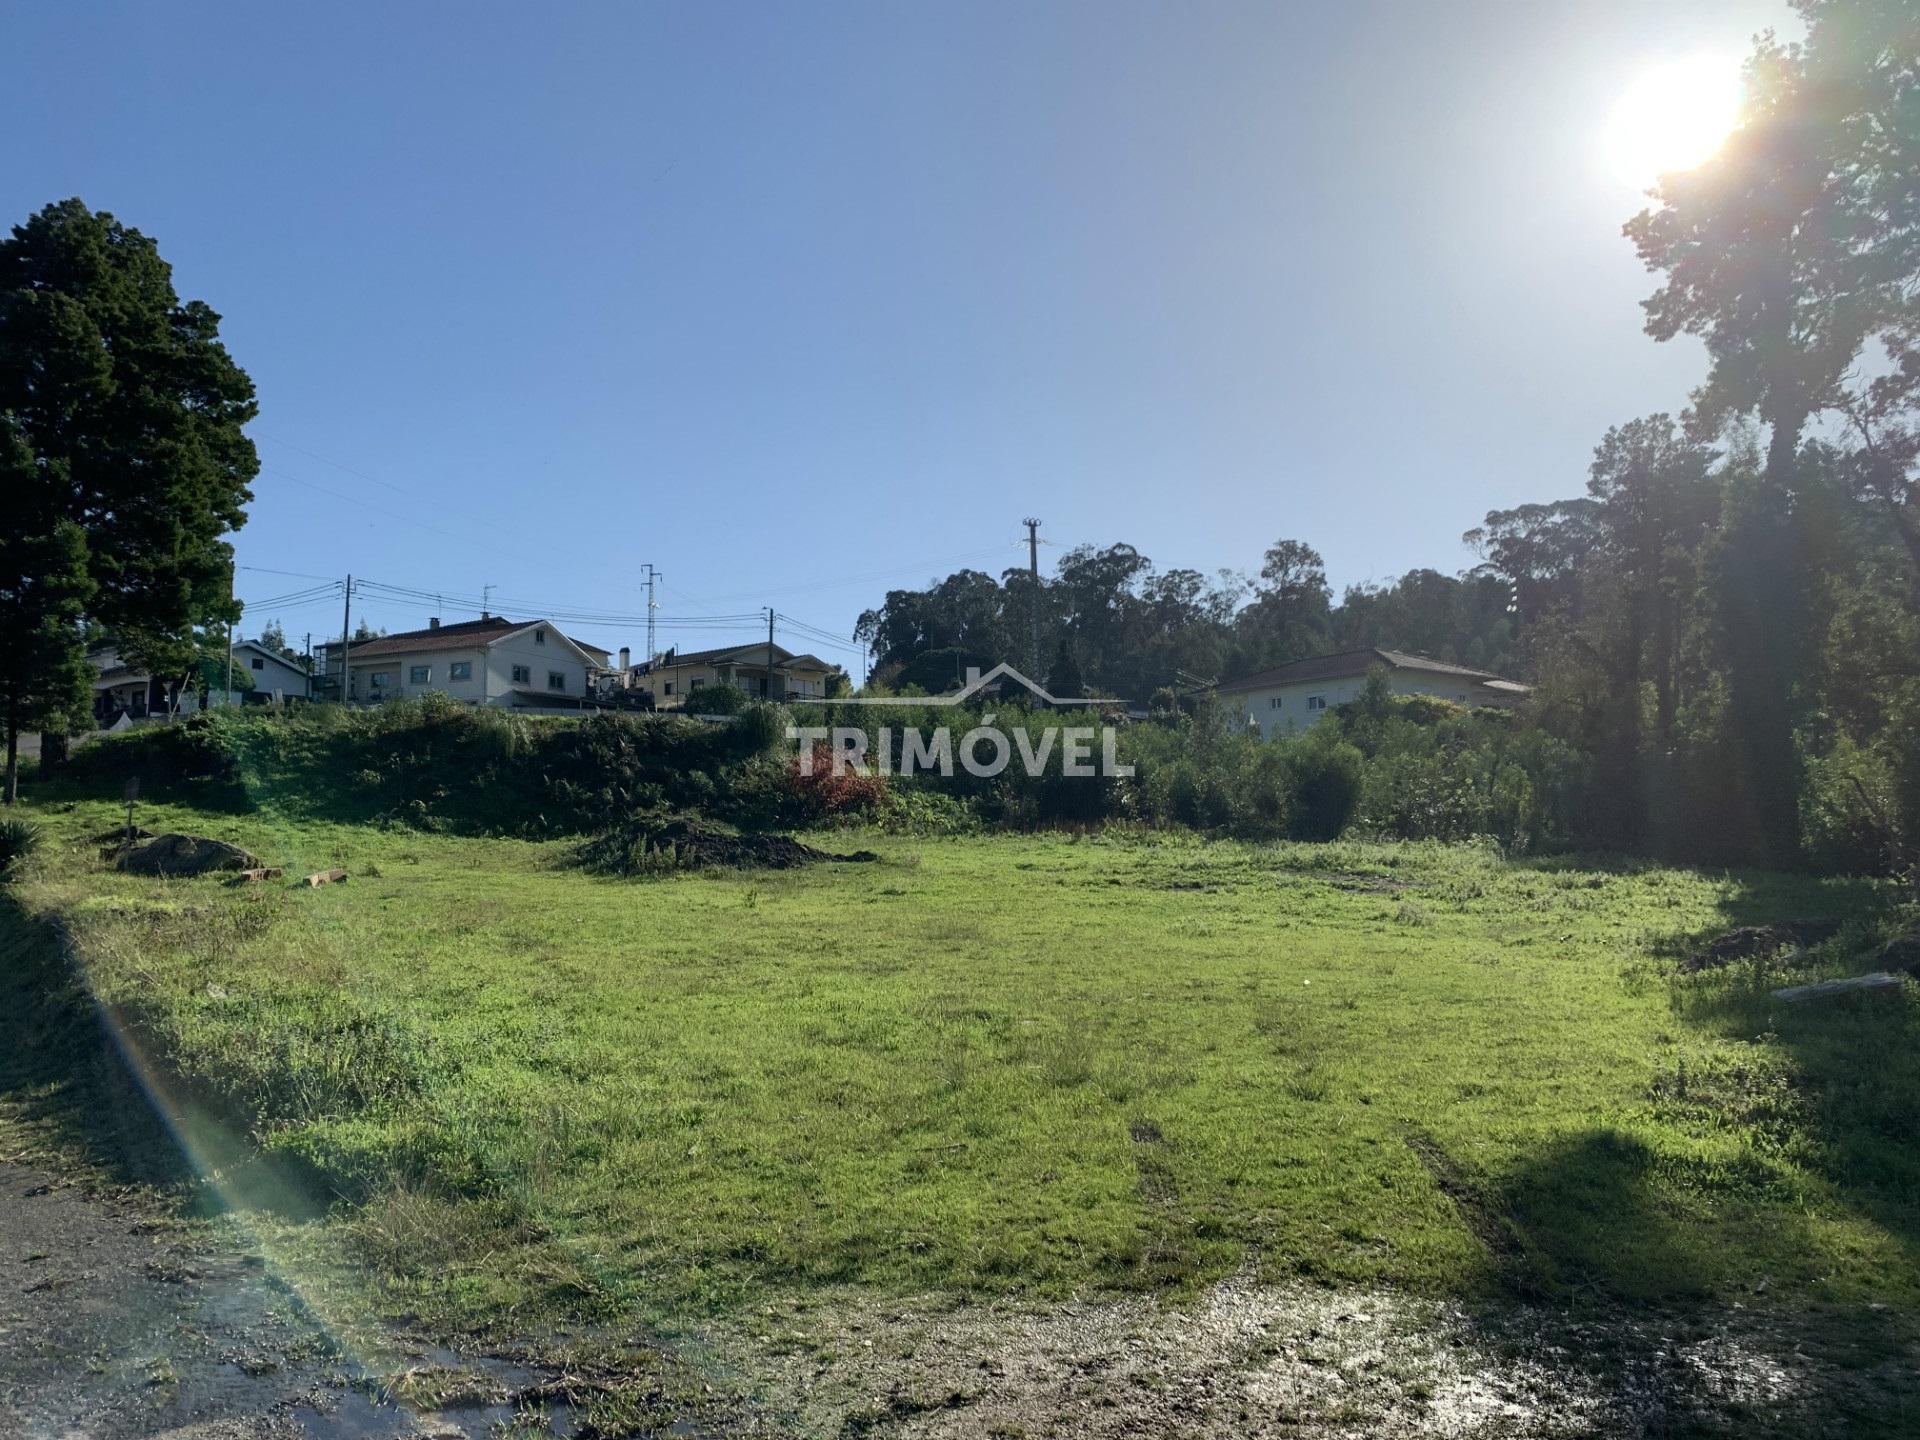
640,642,840,708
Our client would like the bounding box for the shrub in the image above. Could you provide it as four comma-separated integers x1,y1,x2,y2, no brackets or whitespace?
687,682,747,715
0,818,42,880
1286,732,1364,841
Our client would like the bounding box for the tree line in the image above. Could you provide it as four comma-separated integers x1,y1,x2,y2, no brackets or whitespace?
856,0,1920,872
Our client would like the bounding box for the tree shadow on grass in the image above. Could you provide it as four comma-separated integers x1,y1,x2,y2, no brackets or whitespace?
0,890,195,1193
1417,1126,1920,1436
0,891,335,1223
1669,925,1920,1278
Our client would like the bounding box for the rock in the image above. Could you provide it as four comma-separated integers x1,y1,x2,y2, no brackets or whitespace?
115,834,262,877
1685,919,1843,972
1770,972,1904,1003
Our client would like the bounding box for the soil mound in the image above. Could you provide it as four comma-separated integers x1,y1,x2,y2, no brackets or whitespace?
579,817,877,875
1683,918,1842,972
114,833,262,877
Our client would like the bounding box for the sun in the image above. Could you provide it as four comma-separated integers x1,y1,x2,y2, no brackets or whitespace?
1604,54,1743,190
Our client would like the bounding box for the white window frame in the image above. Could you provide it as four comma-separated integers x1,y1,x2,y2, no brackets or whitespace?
449,661,473,681
511,664,530,684
1306,694,1327,711
547,670,566,691
409,664,431,684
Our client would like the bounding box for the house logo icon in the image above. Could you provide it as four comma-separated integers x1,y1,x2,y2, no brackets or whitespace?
835,662,1100,708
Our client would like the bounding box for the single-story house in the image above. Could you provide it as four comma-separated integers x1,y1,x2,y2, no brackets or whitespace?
1216,648,1531,739
638,642,840,708
315,616,606,708
227,639,312,705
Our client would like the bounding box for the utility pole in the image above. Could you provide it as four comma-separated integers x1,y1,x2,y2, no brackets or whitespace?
642,563,662,663
303,633,313,701
225,558,236,707
765,607,777,701
340,574,353,706
1023,517,1043,675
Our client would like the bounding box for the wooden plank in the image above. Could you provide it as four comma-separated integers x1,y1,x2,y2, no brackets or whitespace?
237,867,284,883
302,869,348,888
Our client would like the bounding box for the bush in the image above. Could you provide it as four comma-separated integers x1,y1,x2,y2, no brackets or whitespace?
687,682,747,716
1287,732,1364,841
0,818,42,880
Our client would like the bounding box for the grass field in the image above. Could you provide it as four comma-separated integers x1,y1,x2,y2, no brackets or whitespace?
5,789,1917,1368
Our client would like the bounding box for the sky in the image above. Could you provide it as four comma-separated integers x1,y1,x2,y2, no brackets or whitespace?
3,0,1797,673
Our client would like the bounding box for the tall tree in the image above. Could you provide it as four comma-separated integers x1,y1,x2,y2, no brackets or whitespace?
0,424,95,802
0,198,258,726
1619,6,1919,859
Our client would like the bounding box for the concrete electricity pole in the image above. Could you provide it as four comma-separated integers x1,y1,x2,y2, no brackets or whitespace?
1023,517,1043,675
225,558,236,707
340,574,353,705
765,607,777,701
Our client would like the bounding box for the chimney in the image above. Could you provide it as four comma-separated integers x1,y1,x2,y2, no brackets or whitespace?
619,646,631,673
964,666,983,687
429,617,440,630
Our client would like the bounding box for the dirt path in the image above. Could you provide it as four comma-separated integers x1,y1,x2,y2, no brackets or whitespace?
0,1161,540,1440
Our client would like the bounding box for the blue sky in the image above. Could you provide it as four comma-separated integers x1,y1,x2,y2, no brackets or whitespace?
4,0,1792,670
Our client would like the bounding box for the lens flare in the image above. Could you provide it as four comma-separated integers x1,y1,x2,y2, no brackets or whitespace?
1604,54,1743,190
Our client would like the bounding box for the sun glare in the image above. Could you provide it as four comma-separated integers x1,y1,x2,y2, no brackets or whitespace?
1604,54,1743,190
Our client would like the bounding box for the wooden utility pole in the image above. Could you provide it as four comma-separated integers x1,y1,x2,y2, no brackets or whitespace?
1023,517,1042,675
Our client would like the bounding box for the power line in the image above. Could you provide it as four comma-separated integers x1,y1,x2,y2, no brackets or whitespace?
253,432,414,496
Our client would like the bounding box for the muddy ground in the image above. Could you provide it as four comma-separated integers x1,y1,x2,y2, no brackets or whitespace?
0,1160,593,1440
5,1158,1919,1439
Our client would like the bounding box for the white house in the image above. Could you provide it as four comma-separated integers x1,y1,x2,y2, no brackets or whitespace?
316,616,607,709
226,639,312,705
1217,648,1531,739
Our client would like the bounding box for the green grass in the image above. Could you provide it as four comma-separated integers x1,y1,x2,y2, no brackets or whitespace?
4,790,1917,1341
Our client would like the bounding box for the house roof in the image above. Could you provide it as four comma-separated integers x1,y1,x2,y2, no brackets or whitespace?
329,616,516,657
326,617,602,667
1214,648,1527,695
647,642,841,674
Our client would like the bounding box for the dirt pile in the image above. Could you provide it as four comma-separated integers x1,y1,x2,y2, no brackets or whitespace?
1683,918,1842,972
1871,932,1920,976
579,816,877,875
113,833,262,877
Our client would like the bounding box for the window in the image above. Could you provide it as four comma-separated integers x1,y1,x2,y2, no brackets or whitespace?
370,671,392,690
690,677,705,690
449,661,472,681
547,671,566,691
664,682,674,695
1268,696,1281,710
1306,694,1327,711
511,664,530,684
250,657,265,671
534,628,546,645
409,665,431,684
